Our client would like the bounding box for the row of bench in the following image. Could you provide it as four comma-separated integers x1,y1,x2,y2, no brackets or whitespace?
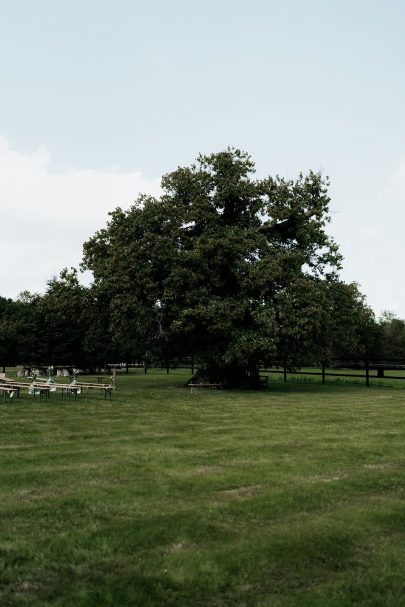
0,378,114,401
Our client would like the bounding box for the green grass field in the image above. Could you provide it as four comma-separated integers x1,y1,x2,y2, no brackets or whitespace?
2,370,405,606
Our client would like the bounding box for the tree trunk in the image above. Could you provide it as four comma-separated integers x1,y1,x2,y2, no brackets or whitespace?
186,364,261,389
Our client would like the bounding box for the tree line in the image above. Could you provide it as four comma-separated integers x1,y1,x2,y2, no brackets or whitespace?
0,149,401,384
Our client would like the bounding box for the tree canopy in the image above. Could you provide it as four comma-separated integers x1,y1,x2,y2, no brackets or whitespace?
0,149,379,380
81,148,373,386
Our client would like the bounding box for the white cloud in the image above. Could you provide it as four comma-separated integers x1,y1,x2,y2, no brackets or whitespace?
0,137,161,298
2,137,405,319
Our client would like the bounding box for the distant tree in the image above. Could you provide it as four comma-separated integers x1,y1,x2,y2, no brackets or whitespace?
0,293,42,367
0,296,20,368
276,279,375,365
82,148,370,387
376,311,405,360
82,284,119,370
0,274,116,371
34,268,91,367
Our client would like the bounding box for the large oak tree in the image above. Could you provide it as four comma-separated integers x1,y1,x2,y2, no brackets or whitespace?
82,149,371,386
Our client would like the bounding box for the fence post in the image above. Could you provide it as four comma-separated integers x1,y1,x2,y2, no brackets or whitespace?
365,359,370,387
283,362,287,383
322,362,326,385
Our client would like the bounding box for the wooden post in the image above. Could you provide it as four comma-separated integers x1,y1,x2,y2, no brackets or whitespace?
322,362,326,385
365,360,370,387
283,363,287,383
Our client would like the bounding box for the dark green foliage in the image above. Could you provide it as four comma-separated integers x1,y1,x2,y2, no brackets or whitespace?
276,279,375,366
35,268,89,366
0,293,42,367
82,148,370,384
375,311,405,360
0,296,23,366
0,271,113,369
0,150,376,373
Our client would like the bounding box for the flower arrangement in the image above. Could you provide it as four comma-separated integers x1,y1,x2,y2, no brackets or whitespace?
28,368,39,394
69,369,81,395
46,365,55,385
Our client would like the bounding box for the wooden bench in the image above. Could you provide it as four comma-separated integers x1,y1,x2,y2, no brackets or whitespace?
41,384,79,398
1,381,32,393
64,385,81,399
0,376,19,385
31,380,113,399
30,384,51,400
0,385,20,399
0,379,113,400
188,383,222,393
0,381,52,399
75,382,114,399
2,382,30,388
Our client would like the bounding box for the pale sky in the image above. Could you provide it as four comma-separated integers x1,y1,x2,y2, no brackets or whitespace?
1,0,405,317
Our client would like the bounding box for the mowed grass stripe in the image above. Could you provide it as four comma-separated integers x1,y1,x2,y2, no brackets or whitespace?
1,371,405,605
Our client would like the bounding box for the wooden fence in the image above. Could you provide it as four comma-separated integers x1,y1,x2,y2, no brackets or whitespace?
107,359,405,387
264,361,405,387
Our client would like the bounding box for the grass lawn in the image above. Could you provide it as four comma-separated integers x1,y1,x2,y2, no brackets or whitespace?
2,371,405,606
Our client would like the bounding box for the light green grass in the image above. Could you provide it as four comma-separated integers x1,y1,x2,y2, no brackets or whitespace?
1,371,405,606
